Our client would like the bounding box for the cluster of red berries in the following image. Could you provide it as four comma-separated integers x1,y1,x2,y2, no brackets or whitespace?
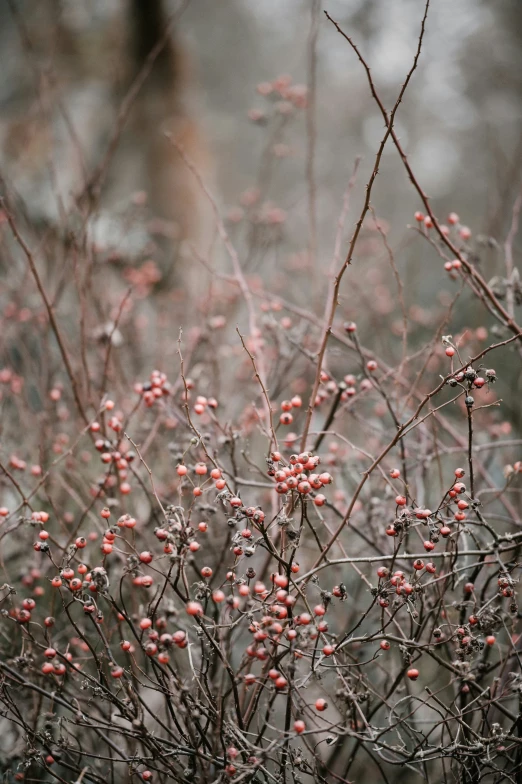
414,210,471,241
267,449,332,502
92,415,134,496
278,394,302,425
134,369,171,407
176,460,225,498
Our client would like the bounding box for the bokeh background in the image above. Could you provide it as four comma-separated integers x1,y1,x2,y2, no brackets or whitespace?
1,3,522,782
2,0,522,243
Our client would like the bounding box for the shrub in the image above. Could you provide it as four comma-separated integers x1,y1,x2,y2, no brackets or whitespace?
0,4,521,784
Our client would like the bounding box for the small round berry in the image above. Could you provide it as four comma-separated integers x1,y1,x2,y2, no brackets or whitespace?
315,698,328,711
294,720,306,734
407,668,419,681
186,601,203,616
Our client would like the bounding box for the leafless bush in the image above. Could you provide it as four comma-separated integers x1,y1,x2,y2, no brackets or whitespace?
0,2,521,783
